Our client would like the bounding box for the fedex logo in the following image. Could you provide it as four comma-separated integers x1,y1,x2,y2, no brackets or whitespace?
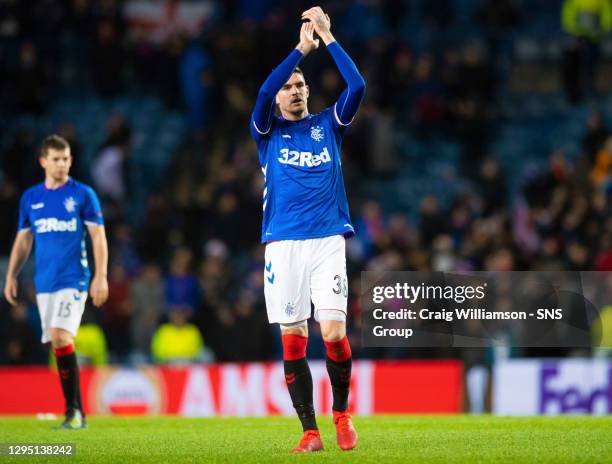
539,363,612,414
278,147,331,167
35,218,77,233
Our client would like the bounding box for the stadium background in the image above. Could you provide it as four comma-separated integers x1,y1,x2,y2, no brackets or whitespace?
0,0,611,416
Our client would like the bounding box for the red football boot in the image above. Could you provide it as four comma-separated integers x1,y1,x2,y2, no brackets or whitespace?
292,430,324,453
333,411,358,451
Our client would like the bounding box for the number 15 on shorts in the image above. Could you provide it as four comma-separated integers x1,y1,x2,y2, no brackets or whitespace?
57,300,73,318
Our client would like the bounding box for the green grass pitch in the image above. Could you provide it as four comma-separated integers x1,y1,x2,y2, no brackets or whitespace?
0,415,610,463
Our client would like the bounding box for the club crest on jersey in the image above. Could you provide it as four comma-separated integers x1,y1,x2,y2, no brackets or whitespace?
285,302,296,317
310,125,324,142
64,196,77,213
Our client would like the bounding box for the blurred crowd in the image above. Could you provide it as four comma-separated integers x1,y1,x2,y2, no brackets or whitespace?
1,0,611,366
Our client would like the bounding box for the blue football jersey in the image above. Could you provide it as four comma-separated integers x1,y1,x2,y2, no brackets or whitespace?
251,106,355,242
17,178,104,293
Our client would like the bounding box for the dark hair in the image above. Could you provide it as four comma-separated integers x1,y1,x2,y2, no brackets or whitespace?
293,66,304,77
40,134,70,157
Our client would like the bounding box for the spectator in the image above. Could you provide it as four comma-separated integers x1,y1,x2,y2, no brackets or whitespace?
478,158,508,216
91,114,132,219
211,192,242,249
110,224,141,277
592,304,612,356
92,19,124,97
419,196,448,248
354,200,386,258
151,309,207,364
180,41,212,134
102,263,133,361
159,34,185,109
591,136,612,187
3,128,38,190
582,111,609,162
56,122,86,182
0,181,20,256
230,288,274,361
130,263,164,361
410,54,444,139
562,0,612,103
449,43,496,173
165,247,200,315
15,42,48,114
475,0,521,61
136,194,175,263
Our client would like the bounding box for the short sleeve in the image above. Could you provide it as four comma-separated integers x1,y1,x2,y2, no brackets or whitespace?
82,186,104,225
17,192,31,231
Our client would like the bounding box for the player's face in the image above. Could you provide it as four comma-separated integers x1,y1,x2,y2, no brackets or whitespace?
277,72,309,117
40,148,72,182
